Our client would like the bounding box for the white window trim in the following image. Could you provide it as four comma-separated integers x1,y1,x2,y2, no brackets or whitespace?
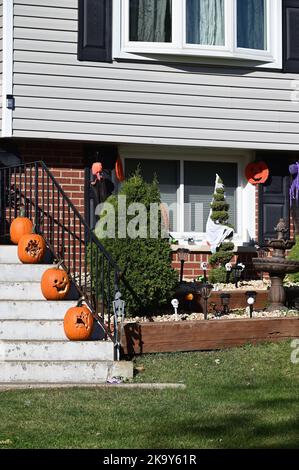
119,145,256,247
113,0,282,69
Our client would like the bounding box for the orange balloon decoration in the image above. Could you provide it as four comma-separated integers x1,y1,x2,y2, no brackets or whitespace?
115,156,125,182
245,161,269,185
10,208,33,244
64,303,94,341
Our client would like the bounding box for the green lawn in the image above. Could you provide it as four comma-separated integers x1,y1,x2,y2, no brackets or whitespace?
0,341,298,449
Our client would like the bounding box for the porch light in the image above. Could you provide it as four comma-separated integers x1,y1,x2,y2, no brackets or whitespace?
200,283,213,321
245,291,257,319
177,248,189,284
220,293,231,316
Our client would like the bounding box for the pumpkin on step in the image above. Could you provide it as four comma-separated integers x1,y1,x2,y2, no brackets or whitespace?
41,263,70,300
63,302,94,341
18,233,46,264
10,208,33,244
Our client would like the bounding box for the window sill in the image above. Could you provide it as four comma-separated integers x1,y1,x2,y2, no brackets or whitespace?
171,243,258,253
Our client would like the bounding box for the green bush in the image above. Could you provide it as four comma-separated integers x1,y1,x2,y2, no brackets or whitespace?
92,170,178,316
287,236,299,284
209,267,227,284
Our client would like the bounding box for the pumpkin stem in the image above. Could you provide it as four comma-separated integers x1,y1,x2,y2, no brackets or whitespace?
19,207,26,218
77,296,86,307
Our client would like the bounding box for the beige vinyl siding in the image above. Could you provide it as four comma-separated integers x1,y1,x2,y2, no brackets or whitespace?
12,0,299,150
0,1,3,133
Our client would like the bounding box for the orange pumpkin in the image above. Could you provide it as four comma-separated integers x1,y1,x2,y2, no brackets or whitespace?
10,209,33,244
115,156,125,182
63,303,94,341
18,233,46,264
185,293,194,301
41,264,70,300
245,161,269,185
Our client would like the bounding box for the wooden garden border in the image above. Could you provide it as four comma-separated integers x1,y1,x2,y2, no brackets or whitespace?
122,317,299,355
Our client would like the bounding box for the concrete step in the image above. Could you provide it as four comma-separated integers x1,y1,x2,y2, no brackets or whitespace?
0,360,133,384
0,340,114,361
0,245,54,264
0,264,54,282
0,300,76,320
0,282,78,301
0,282,44,300
0,246,20,264
0,319,106,341
0,319,65,340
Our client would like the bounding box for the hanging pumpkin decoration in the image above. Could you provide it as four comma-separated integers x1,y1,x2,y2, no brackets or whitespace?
63,301,94,341
245,161,269,185
10,208,33,245
41,262,70,300
18,232,46,264
115,156,125,182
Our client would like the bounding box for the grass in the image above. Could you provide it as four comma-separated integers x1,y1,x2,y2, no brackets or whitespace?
0,340,298,449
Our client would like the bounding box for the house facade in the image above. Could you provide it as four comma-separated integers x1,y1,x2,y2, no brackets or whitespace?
1,0,299,278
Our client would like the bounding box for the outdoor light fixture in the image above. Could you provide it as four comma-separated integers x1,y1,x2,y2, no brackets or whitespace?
112,291,125,361
200,283,213,320
201,261,208,283
245,291,257,319
225,262,232,283
232,263,245,288
6,95,15,110
177,248,189,284
220,293,231,316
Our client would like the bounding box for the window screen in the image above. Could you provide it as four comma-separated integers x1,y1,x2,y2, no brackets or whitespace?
184,161,237,232
125,158,179,231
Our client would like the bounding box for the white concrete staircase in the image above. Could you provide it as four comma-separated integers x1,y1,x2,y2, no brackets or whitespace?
0,245,133,384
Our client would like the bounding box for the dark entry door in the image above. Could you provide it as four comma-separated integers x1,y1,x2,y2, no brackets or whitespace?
258,155,292,243
84,145,118,230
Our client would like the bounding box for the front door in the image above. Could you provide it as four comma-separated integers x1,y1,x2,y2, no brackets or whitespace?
84,145,118,230
258,154,294,243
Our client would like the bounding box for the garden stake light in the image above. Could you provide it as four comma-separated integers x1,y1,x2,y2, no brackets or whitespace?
201,262,208,283
220,293,231,316
225,262,232,283
171,298,179,321
245,291,257,319
200,283,213,320
232,263,245,288
177,248,189,284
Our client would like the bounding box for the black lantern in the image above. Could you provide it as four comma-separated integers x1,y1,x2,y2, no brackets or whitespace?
232,263,245,288
245,291,257,318
177,248,189,284
200,283,213,320
220,293,231,316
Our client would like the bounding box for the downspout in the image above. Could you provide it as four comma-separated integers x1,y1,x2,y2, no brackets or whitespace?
2,0,14,137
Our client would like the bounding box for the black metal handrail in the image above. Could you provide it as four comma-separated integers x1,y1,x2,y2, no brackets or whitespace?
0,161,124,346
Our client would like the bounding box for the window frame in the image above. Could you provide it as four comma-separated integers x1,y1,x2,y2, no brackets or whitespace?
114,0,282,69
120,146,256,247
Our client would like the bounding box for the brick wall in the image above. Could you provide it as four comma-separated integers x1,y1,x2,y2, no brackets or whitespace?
18,139,86,216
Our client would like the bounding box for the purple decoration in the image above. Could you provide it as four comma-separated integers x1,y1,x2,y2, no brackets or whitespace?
289,162,299,206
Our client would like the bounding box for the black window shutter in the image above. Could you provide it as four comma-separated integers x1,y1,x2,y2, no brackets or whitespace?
78,0,112,62
283,0,299,72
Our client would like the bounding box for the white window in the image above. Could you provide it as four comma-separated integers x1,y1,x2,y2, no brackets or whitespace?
122,149,256,246
116,0,282,68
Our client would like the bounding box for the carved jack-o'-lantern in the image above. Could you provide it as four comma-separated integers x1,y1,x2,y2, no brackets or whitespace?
18,233,46,264
10,208,33,245
245,161,269,185
63,302,94,341
41,263,70,300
